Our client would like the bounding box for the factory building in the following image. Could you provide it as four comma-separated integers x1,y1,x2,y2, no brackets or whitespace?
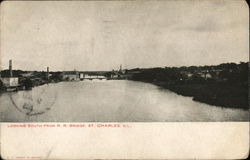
0,60,19,91
62,71,80,81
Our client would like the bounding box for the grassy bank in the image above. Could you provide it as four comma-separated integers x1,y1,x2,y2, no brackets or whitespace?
152,81,248,110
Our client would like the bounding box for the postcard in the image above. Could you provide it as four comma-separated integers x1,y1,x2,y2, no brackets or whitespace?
0,0,249,159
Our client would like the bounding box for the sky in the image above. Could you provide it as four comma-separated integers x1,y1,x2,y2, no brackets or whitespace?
0,0,249,71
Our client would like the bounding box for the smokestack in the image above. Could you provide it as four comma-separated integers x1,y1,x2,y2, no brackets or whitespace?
119,65,122,72
9,59,12,77
47,66,49,80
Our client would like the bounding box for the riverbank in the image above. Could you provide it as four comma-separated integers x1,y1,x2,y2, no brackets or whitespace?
1,80,248,122
127,62,248,110
151,81,248,110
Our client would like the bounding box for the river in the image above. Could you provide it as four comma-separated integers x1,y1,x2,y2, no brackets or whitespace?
0,80,248,122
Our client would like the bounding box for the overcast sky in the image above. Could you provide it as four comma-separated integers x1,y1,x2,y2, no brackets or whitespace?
0,0,248,71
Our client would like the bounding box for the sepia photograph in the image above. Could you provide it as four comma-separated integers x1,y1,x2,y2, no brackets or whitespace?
0,1,249,159
0,0,249,122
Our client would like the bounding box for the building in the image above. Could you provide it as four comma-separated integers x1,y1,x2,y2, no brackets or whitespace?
0,60,19,91
83,74,105,79
199,70,212,80
80,73,84,80
0,77,19,88
62,71,79,81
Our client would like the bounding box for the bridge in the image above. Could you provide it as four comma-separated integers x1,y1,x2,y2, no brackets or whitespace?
80,77,107,80
80,74,107,80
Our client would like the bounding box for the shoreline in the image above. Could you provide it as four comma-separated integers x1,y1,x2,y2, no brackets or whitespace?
135,80,249,110
1,79,248,110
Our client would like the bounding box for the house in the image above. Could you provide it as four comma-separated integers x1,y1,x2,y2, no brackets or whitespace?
200,72,212,79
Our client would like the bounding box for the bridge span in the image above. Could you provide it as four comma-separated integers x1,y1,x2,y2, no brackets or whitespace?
80,74,107,80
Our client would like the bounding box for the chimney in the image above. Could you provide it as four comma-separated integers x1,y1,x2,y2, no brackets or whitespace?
47,66,49,80
119,65,122,72
9,59,12,77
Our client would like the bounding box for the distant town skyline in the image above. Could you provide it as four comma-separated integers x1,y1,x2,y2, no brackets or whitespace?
1,0,249,71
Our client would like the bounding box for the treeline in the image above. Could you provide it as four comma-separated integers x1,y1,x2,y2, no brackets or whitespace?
128,62,249,109
130,62,248,86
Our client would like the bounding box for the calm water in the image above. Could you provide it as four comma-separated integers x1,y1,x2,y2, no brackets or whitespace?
0,80,248,122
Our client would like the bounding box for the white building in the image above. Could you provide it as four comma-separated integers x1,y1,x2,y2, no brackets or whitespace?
0,77,19,87
62,71,79,81
80,73,84,79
